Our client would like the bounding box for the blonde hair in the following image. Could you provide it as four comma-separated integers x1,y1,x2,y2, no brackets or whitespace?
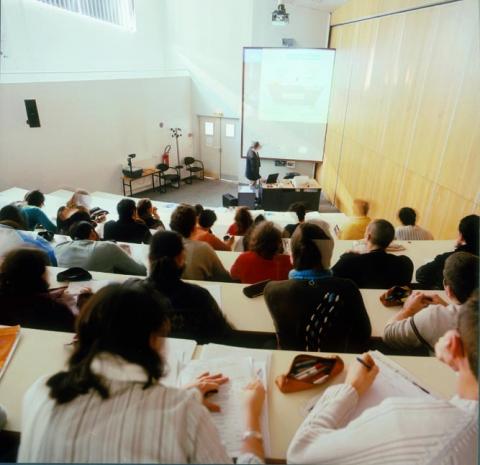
66,189,91,210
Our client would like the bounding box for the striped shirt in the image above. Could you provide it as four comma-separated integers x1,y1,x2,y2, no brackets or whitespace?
18,353,258,464
287,383,478,465
395,225,434,240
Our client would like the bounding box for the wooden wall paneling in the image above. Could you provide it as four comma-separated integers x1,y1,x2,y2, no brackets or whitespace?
331,0,460,26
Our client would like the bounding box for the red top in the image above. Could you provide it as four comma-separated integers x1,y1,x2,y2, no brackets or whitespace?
227,223,239,236
230,251,292,284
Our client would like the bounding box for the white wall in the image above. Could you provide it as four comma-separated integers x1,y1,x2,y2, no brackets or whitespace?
0,0,166,82
0,77,193,194
163,0,330,182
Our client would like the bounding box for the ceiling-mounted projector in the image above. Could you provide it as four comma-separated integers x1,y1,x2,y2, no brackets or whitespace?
272,1,289,26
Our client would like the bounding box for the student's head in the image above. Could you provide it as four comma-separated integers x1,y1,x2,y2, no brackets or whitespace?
291,223,331,271
0,247,49,295
199,209,217,229
0,205,26,229
398,207,416,226
24,190,45,208
458,214,479,254
67,189,91,210
170,204,197,238
69,221,98,241
137,199,153,219
234,207,254,235
435,291,478,384
149,231,185,285
117,198,136,222
249,221,282,260
365,219,395,249
47,283,170,404
443,252,479,304
352,199,369,217
289,202,306,223
194,204,204,217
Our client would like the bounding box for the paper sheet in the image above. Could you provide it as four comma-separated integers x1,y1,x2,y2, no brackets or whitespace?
178,356,267,457
67,279,112,294
162,338,197,387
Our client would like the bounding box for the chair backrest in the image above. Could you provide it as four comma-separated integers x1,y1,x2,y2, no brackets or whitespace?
156,163,169,173
184,156,195,166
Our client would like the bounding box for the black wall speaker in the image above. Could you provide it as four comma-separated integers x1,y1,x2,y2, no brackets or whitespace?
24,99,41,128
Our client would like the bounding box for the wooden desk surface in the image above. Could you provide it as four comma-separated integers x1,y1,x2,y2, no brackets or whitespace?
46,267,446,338
0,329,456,461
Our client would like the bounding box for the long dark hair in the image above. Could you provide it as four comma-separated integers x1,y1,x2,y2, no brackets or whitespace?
0,248,49,295
291,223,329,270
148,231,184,290
234,207,253,235
47,283,169,404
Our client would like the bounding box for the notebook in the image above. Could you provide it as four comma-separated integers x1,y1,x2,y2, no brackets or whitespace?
302,351,432,420
0,325,21,380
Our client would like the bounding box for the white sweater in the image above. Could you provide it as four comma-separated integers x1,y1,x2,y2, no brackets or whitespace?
287,383,478,465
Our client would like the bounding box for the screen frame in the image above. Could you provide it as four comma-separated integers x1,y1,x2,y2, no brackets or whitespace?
240,46,336,162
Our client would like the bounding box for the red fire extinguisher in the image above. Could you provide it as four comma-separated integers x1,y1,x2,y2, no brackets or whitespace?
162,144,171,166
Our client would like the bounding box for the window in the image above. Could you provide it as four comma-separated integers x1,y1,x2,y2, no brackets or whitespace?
225,123,235,138
36,0,136,31
204,122,214,136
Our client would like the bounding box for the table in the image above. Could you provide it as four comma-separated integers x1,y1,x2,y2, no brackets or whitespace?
122,168,161,196
45,267,446,339
260,181,321,211
0,328,456,461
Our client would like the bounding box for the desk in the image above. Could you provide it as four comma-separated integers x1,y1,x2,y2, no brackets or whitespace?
122,168,160,196
0,328,456,461
45,267,445,338
261,180,321,211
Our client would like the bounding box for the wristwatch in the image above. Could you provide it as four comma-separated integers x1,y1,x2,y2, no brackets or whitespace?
242,430,263,441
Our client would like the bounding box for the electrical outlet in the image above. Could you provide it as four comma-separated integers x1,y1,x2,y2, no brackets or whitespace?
286,160,296,168
275,160,286,167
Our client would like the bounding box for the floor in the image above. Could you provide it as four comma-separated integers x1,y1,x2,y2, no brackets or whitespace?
134,178,339,212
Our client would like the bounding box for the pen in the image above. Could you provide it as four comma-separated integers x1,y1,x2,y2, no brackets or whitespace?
356,357,372,371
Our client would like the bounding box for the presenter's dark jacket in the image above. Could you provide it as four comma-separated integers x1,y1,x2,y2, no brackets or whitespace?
332,249,413,289
245,148,261,181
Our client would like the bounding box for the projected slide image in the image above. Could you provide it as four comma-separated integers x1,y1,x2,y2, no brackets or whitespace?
242,48,335,162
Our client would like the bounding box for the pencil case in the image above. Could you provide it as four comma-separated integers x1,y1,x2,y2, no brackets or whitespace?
275,354,344,393
380,286,412,307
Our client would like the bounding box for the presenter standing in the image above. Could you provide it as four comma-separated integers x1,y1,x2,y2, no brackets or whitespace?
245,141,262,188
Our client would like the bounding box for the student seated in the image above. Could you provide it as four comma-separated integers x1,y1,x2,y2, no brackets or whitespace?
136,199,165,230
56,189,98,235
264,222,371,352
287,293,479,465
0,205,57,265
227,206,253,236
55,221,146,276
130,230,233,343
282,202,306,238
339,199,371,239
0,248,74,332
416,214,479,289
18,283,266,463
104,198,152,244
21,190,57,233
191,209,233,251
170,204,232,282
395,206,433,240
230,222,292,284
332,219,413,288
383,252,479,351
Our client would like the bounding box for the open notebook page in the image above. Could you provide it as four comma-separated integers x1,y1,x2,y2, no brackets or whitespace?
161,338,197,387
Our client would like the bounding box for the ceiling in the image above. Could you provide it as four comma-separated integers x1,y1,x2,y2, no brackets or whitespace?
284,0,348,12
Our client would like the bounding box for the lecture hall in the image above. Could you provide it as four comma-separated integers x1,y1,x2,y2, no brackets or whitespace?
0,0,479,463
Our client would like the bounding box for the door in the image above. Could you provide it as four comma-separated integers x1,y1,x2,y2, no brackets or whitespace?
198,116,221,179
220,118,240,181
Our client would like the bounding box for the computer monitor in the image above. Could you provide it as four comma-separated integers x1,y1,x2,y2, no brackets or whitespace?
266,173,279,184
